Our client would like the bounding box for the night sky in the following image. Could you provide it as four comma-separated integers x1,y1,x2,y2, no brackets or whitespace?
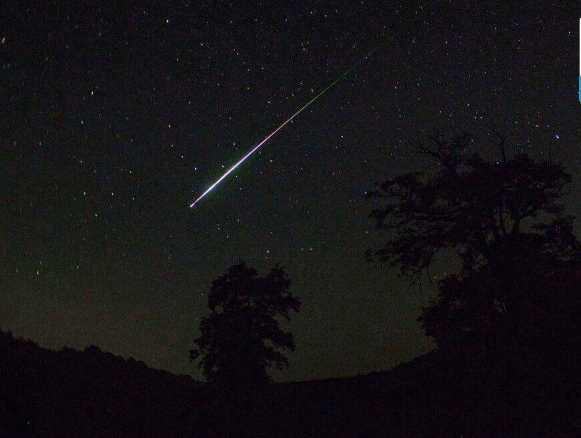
1,1,579,381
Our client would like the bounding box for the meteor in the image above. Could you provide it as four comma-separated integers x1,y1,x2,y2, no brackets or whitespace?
190,47,379,208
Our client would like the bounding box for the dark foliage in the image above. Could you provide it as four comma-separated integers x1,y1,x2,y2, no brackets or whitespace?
417,247,581,348
190,262,301,389
366,132,580,346
366,132,573,277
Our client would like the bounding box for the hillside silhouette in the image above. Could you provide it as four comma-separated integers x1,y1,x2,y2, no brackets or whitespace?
2,323,579,437
0,330,202,437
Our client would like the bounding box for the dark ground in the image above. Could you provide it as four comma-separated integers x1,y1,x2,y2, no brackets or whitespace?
1,328,579,438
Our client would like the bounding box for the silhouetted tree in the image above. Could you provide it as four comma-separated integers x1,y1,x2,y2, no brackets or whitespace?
366,131,581,346
190,262,301,389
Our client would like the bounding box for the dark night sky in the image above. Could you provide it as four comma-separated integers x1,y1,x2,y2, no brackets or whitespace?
1,1,579,381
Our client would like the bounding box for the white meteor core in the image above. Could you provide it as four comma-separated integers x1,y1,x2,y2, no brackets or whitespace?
189,49,377,208
190,111,300,208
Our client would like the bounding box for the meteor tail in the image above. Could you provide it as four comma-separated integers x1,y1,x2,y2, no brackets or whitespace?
190,45,381,208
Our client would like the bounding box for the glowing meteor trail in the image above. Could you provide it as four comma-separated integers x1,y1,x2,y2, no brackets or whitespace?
190,48,378,208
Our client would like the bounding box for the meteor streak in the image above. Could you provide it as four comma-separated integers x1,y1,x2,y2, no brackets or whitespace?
190,47,379,208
